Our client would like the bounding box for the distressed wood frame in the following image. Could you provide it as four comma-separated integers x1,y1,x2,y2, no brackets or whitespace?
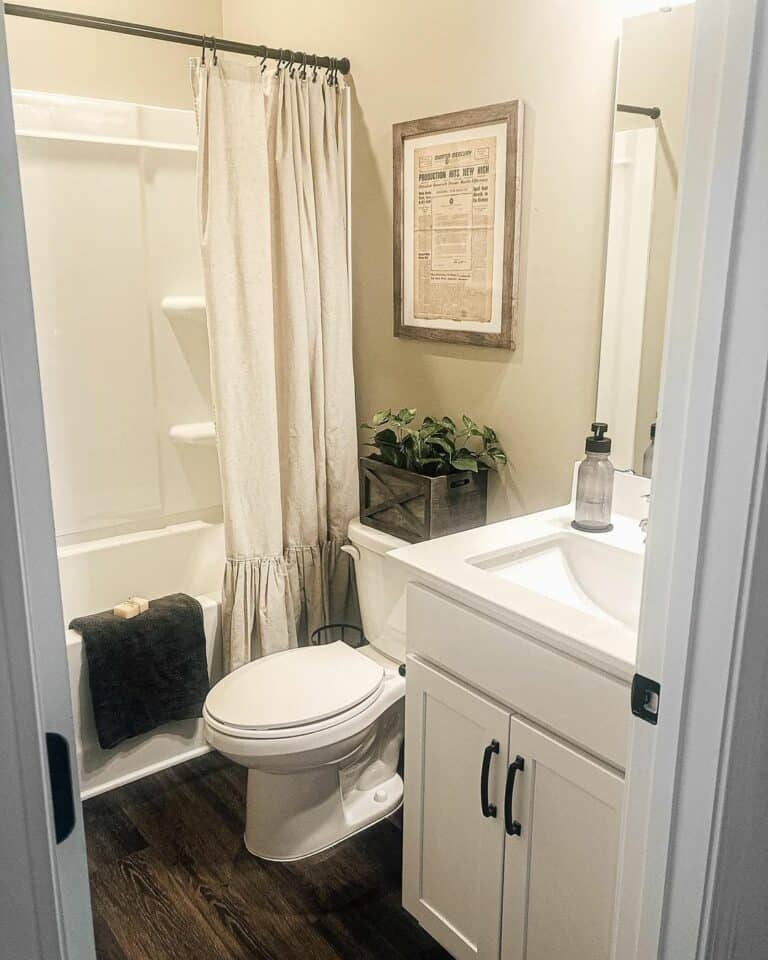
393,100,523,349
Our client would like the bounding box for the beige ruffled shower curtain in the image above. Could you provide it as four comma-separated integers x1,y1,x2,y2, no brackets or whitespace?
191,59,359,672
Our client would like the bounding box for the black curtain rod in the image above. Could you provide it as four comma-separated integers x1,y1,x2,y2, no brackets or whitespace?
617,103,661,120
3,3,351,74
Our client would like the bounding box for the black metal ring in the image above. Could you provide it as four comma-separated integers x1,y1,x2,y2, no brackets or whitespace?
310,623,365,648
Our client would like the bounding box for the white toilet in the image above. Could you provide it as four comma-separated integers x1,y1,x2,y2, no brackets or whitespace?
203,519,408,861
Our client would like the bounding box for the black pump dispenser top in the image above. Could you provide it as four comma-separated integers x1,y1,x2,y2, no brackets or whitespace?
586,422,611,454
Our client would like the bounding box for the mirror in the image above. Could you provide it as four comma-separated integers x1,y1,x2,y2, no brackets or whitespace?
596,2,696,474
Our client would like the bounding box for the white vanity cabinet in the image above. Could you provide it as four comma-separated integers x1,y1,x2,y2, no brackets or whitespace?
402,584,627,960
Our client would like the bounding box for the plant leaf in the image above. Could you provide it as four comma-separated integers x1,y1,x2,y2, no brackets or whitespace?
451,456,479,473
373,428,398,446
372,409,392,426
429,435,455,454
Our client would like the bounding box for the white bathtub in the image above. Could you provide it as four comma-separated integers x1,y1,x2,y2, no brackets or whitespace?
61,520,225,799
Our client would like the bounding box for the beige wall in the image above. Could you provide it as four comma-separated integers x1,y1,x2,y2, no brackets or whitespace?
616,5,695,470
223,0,620,519
6,1,221,108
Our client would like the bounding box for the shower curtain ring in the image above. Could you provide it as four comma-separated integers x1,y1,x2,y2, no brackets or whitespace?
301,52,308,80
200,33,207,65
289,52,297,78
275,49,284,76
312,54,318,82
211,35,218,65
260,51,268,73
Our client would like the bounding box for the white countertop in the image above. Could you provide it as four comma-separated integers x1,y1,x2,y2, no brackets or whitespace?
389,480,648,682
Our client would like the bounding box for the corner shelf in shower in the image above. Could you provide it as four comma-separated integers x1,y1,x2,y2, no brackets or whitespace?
169,422,217,447
161,296,207,324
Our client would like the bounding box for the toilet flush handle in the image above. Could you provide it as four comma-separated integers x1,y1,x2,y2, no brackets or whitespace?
340,544,361,562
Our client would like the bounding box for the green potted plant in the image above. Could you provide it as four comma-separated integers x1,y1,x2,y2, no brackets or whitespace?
359,408,507,542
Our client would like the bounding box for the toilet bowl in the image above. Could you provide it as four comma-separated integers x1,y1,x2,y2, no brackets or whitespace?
203,519,408,861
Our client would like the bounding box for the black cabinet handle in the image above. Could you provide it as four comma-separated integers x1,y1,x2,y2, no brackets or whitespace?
504,755,525,836
480,739,500,818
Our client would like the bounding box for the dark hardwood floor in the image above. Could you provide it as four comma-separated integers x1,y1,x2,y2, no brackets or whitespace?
84,752,449,960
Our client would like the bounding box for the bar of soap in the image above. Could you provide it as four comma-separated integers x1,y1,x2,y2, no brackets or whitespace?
113,600,141,619
128,596,149,614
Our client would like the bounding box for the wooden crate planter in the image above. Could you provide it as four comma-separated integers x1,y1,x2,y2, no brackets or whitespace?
359,456,488,543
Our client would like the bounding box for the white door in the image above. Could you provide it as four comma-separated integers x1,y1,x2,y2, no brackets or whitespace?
0,12,95,958
501,715,623,960
403,657,509,960
613,1,768,956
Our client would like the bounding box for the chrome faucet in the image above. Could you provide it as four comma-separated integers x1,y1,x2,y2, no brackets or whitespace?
639,493,651,540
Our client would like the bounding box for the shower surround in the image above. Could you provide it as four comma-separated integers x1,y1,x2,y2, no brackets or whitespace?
14,89,225,796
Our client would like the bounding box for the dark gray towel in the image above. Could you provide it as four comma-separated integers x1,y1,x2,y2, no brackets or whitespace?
69,593,209,750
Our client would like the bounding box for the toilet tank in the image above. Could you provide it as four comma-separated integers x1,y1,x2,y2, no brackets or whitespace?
346,519,408,664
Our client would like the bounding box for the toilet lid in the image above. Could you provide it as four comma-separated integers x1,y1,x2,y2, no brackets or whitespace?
204,641,385,732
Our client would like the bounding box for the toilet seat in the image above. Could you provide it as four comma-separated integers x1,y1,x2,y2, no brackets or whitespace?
204,641,386,740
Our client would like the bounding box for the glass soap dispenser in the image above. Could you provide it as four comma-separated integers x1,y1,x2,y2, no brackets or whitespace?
572,422,614,533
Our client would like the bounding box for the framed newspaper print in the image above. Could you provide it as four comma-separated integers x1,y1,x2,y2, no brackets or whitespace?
393,101,523,349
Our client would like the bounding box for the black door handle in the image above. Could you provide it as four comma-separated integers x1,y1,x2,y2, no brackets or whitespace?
504,755,525,836
480,739,500,818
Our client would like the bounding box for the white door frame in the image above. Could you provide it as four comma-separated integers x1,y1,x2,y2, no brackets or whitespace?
0,12,95,959
613,0,765,956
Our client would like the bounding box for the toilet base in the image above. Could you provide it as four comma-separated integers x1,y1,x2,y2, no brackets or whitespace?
244,767,404,862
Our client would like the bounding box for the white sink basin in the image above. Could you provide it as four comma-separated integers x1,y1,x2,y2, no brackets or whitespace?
470,532,643,631
389,472,650,679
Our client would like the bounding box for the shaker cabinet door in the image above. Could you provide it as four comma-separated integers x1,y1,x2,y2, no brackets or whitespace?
403,657,509,960
501,715,624,960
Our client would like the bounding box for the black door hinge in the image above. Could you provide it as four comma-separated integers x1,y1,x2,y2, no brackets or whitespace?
631,674,661,725
46,732,76,844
